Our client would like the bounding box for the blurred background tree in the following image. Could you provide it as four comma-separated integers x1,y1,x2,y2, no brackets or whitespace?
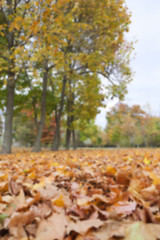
105,103,160,147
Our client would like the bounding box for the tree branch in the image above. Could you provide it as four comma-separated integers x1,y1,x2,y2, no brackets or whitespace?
0,7,9,25
79,70,114,85
0,55,9,61
48,64,56,71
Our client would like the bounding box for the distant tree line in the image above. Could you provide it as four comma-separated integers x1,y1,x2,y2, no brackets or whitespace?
0,0,132,153
106,103,160,148
10,102,160,149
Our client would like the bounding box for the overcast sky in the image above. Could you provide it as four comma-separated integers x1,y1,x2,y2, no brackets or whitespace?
96,0,160,128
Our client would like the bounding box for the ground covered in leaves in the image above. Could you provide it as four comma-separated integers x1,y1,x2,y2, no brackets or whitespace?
1,149,160,239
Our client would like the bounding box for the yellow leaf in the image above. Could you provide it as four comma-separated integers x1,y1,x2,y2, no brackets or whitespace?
143,157,151,165
28,172,36,179
52,194,64,207
33,180,45,190
0,173,8,180
15,16,22,22
149,172,160,185
51,162,59,167
20,36,26,41
106,165,117,175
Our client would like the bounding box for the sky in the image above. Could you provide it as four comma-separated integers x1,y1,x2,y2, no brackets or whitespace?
96,0,160,128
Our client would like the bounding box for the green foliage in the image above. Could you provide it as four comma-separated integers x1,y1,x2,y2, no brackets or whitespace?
13,112,35,146
77,120,102,146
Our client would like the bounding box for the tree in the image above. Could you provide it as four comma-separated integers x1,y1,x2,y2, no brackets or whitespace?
41,115,56,147
64,74,104,149
106,103,148,147
106,103,160,148
51,0,133,150
0,0,35,153
76,120,102,147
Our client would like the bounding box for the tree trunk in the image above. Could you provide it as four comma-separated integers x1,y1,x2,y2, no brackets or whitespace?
66,116,71,150
52,126,61,150
32,62,48,152
33,101,39,133
52,108,61,151
27,72,39,133
52,77,67,151
1,1,15,154
72,129,77,150
65,79,75,150
66,115,75,150
1,72,15,154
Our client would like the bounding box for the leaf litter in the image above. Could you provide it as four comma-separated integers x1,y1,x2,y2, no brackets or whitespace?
1,149,160,239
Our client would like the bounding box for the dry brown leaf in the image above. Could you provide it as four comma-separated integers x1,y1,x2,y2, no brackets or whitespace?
67,219,104,235
9,225,28,239
0,182,8,192
14,189,26,209
35,212,68,240
141,185,159,201
9,179,21,196
108,201,136,216
25,223,37,236
6,209,36,228
35,182,59,200
1,149,160,239
116,170,131,186
32,202,52,218
91,221,127,240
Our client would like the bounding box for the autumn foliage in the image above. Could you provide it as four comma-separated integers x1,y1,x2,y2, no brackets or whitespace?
1,149,160,239
0,0,133,153
106,103,160,148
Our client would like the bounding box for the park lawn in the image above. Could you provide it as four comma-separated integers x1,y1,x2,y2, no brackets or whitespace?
0,149,160,239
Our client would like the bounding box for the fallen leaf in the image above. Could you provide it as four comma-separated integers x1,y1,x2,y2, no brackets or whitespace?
125,222,160,240
116,170,131,186
7,209,36,228
67,219,103,235
9,179,21,196
35,212,68,240
108,201,136,216
52,194,65,207
92,220,127,240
